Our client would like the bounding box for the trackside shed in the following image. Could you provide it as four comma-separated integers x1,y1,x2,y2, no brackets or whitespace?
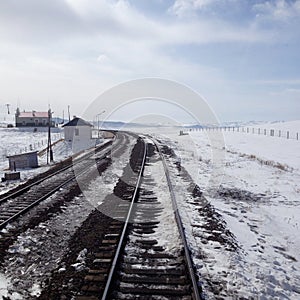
7,151,38,170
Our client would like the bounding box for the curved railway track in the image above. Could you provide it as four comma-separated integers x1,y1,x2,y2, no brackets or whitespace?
75,136,203,300
0,132,130,230
0,139,113,205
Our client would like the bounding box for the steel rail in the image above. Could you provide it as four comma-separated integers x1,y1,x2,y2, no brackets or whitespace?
0,139,113,205
153,139,203,300
0,133,132,230
0,153,110,229
101,138,147,300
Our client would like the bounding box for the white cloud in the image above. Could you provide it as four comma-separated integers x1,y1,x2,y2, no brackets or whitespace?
0,0,272,103
96,54,109,64
253,0,300,22
0,0,298,121
0,0,270,50
170,0,217,17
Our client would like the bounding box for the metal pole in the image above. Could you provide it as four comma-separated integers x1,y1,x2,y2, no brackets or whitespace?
97,115,100,138
47,109,53,163
68,105,70,122
96,110,105,139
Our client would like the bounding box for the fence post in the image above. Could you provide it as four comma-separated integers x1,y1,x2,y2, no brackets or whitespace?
258,128,260,134
297,133,299,140
279,130,281,137
264,129,266,135
287,131,289,139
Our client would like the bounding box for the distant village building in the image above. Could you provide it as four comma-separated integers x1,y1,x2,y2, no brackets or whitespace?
7,151,38,170
15,108,55,127
62,117,94,152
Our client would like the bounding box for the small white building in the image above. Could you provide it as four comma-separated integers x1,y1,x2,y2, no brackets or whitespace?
62,117,94,152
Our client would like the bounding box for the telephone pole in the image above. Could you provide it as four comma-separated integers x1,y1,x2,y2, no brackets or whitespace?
5,104,10,114
68,105,70,122
47,108,54,164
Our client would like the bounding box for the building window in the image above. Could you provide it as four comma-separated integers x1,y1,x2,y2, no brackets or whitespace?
75,128,79,136
43,119,46,125
35,119,39,125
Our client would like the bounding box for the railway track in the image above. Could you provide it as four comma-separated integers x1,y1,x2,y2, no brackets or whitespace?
0,132,130,230
0,138,114,205
75,136,203,300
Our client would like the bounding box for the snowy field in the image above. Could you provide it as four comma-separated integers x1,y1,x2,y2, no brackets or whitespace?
0,127,69,195
0,120,299,298
142,120,300,298
0,126,109,195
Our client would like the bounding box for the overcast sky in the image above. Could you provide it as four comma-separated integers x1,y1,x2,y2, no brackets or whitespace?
0,0,299,123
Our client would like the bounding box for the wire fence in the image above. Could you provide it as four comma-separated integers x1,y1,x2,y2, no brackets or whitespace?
0,133,63,161
187,126,299,141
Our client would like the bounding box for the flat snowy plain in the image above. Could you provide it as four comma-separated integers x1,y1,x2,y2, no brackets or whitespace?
146,120,300,299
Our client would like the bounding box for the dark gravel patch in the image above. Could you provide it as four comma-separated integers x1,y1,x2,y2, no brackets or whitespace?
217,186,267,203
0,158,111,267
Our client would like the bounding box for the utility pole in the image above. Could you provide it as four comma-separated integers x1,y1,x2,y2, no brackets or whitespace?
5,104,10,114
96,110,105,138
68,105,70,122
47,108,54,164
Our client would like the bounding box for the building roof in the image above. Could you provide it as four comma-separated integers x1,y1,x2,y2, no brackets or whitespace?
7,151,38,158
62,117,92,127
19,111,49,118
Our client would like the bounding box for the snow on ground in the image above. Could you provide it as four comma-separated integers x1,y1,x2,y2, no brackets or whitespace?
136,120,300,298
135,140,181,253
3,194,93,299
0,127,106,195
82,135,137,209
0,135,135,299
1,121,299,298
251,120,300,133
0,272,9,299
0,127,62,158
0,127,65,193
